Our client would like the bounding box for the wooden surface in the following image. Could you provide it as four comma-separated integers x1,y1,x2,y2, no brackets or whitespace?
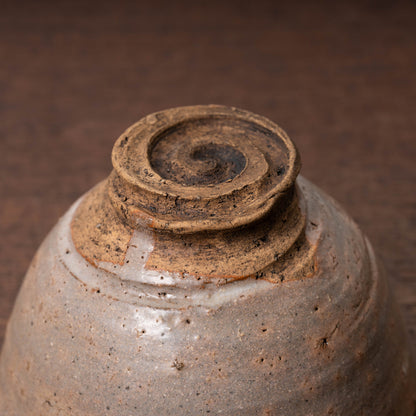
0,1,415,349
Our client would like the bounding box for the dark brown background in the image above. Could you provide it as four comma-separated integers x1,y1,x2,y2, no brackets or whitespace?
0,1,415,349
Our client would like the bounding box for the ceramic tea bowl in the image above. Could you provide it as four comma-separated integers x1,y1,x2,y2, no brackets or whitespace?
0,105,414,415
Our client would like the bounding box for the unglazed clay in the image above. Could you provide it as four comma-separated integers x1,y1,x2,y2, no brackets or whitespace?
0,105,414,415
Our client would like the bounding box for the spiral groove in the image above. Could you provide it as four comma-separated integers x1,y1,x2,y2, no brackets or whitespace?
151,139,247,186
110,105,300,233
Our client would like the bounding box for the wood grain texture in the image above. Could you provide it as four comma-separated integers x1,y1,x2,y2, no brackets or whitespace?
0,0,415,350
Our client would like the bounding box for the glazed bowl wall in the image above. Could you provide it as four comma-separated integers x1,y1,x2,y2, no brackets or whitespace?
0,177,414,415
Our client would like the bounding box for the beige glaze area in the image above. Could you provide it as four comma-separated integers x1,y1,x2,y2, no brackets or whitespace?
0,178,414,415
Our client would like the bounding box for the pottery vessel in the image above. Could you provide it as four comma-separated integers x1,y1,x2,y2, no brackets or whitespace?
0,105,414,415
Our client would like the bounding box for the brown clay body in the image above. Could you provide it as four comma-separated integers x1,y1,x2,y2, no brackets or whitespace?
0,106,414,415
